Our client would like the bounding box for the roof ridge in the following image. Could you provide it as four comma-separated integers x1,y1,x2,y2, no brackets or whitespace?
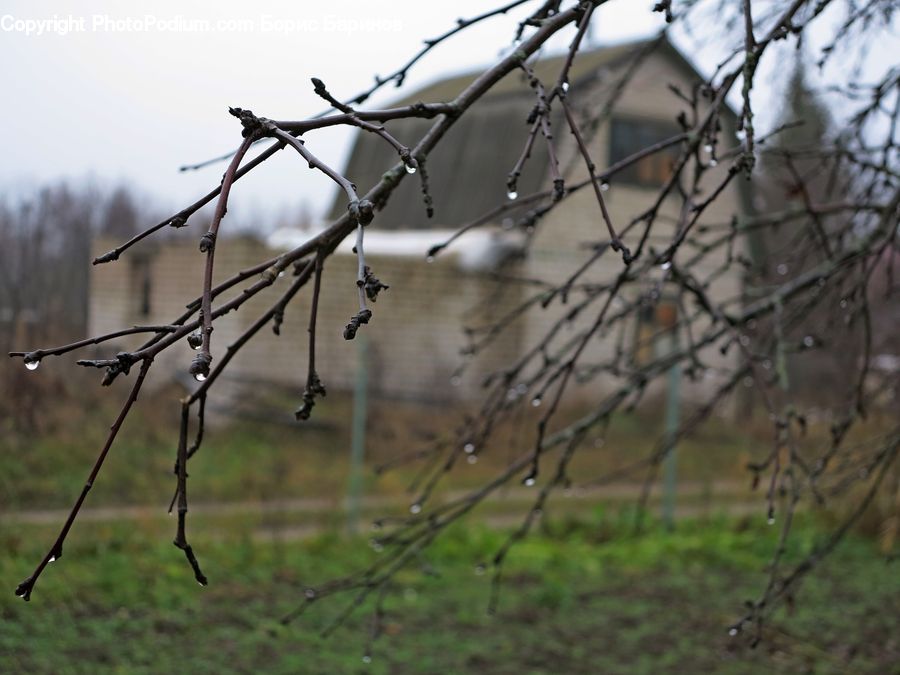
390,35,663,107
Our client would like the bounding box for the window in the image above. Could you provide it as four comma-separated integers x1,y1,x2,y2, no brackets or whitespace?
609,117,681,188
129,256,152,318
632,300,678,366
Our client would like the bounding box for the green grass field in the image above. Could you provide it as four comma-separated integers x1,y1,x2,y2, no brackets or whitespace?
3,387,897,673
1,385,764,511
1,514,897,674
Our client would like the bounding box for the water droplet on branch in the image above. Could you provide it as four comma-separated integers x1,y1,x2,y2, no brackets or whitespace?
194,372,207,382
405,163,417,174
25,358,40,371
507,190,518,200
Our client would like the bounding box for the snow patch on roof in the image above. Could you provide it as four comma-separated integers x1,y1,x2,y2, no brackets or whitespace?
267,227,523,271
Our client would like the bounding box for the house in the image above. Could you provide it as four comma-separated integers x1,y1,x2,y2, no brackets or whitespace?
89,38,749,405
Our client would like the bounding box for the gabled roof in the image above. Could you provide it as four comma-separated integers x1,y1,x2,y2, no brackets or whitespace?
328,37,714,229
391,37,649,107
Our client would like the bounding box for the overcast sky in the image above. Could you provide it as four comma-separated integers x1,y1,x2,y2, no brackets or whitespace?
1,1,895,226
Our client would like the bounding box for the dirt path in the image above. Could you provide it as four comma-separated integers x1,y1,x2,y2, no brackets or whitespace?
1,480,761,537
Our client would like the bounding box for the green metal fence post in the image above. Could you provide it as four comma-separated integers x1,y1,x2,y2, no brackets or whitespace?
347,334,368,534
662,330,681,530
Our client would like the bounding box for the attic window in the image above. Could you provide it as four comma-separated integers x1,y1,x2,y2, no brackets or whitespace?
609,117,681,188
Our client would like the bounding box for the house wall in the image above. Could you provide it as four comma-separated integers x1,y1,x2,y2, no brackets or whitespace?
521,50,747,405
89,236,524,402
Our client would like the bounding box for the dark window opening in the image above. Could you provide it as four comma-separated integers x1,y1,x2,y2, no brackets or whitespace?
632,300,678,367
609,117,682,188
130,257,152,318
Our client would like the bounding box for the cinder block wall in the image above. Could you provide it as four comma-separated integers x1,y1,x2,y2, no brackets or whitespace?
89,236,525,402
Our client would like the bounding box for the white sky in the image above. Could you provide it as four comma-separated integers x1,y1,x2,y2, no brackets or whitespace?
1,1,896,226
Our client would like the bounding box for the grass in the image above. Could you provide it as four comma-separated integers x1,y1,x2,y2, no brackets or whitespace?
1,515,897,674
3,384,897,672
1,384,763,511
